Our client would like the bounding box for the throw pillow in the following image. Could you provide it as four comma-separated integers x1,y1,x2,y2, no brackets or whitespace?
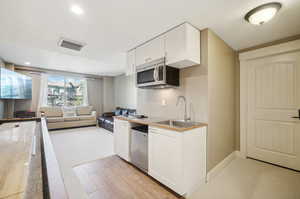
63,107,76,117
115,109,122,116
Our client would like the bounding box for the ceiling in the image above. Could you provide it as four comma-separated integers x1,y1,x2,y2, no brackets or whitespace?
0,0,299,76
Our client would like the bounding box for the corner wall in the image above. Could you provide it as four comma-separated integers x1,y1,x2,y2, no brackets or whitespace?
102,77,115,112
87,78,103,117
114,74,137,109
207,29,237,171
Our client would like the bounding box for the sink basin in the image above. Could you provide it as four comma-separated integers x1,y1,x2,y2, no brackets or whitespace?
156,120,201,128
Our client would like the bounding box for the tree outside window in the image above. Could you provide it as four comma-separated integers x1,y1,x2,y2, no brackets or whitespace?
47,75,87,106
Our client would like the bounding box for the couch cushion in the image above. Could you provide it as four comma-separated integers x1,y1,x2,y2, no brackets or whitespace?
40,107,63,117
64,116,80,121
115,108,122,116
104,117,114,123
79,115,95,121
122,109,128,116
62,107,77,117
106,120,114,125
47,117,64,123
76,106,93,115
128,109,136,116
98,117,106,122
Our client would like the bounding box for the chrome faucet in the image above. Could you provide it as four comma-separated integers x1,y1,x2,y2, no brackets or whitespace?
176,96,190,121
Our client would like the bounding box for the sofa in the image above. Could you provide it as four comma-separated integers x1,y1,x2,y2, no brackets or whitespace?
98,107,136,132
39,106,97,130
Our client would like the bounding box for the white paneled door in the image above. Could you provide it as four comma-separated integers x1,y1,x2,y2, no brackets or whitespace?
247,51,300,170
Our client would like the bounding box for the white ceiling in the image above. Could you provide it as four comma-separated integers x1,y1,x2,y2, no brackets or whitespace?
0,0,299,76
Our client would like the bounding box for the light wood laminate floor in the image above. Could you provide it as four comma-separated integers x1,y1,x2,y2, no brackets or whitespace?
73,155,181,199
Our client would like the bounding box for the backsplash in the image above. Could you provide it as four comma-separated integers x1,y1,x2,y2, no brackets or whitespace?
137,65,208,123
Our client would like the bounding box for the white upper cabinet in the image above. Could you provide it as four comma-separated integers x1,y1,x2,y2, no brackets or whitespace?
126,22,201,72
135,35,165,68
126,49,135,76
165,23,200,68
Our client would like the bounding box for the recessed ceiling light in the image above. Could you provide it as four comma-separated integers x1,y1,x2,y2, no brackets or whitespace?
245,2,282,25
25,62,31,65
71,4,84,15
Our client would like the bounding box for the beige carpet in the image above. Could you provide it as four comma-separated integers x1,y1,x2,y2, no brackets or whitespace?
50,127,114,199
189,157,300,199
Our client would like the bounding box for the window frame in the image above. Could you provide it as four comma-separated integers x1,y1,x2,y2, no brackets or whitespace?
47,75,88,107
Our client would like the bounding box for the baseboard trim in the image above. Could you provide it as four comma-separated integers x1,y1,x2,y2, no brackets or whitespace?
206,150,240,182
235,150,244,158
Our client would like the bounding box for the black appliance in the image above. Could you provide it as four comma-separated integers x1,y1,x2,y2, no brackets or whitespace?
136,58,179,88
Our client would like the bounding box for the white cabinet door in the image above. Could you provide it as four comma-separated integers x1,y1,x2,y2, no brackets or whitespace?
126,50,136,76
165,24,186,65
165,23,200,68
114,119,122,156
114,119,130,161
135,36,165,68
148,127,183,194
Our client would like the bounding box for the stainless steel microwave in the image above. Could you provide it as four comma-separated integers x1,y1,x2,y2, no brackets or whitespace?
136,58,179,88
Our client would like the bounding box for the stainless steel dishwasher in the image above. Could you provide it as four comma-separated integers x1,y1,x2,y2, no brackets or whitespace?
130,125,148,172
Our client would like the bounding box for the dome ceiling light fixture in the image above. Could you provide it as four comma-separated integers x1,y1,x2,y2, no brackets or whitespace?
245,2,282,25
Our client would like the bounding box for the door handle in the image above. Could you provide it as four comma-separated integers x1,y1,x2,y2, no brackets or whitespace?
153,68,156,81
154,67,158,81
291,109,300,120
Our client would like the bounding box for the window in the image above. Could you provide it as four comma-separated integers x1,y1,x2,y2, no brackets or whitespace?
47,75,88,106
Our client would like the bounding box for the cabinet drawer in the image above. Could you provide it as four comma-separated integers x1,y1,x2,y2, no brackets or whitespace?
149,126,180,138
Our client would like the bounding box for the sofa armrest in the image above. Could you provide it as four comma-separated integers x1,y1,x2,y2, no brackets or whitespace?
37,111,43,118
91,111,97,117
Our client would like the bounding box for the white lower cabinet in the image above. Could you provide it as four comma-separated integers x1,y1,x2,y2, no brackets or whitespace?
114,119,131,161
148,127,183,193
148,126,207,196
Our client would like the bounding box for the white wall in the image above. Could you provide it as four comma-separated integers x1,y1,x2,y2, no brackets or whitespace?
102,77,115,112
114,74,137,109
87,78,103,117
207,29,236,171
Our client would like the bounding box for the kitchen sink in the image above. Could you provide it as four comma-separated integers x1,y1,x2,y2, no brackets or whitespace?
156,120,201,128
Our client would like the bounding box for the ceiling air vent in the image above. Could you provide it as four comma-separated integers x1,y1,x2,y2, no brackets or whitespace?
58,38,86,51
